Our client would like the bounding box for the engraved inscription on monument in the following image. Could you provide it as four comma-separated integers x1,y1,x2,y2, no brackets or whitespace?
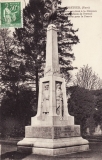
54,126,80,138
25,126,52,139
54,126,74,138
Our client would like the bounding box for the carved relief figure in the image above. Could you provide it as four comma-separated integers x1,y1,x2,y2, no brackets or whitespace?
42,82,50,114
56,82,63,116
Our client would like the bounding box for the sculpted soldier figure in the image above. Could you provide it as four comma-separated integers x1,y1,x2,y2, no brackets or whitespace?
42,82,50,114
56,82,63,116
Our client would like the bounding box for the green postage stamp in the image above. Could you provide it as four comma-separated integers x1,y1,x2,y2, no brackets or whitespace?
0,0,23,28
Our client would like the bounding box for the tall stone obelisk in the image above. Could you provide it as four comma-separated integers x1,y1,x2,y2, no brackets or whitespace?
17,23,89,156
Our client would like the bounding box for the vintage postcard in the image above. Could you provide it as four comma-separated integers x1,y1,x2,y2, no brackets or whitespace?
0,0,102,159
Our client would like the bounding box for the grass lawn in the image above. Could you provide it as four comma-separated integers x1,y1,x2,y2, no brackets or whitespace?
1,144,31,160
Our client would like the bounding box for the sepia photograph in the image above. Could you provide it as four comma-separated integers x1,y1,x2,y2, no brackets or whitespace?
0,0,102,159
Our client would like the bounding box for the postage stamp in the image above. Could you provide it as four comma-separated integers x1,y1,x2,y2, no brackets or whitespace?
0,0,23,28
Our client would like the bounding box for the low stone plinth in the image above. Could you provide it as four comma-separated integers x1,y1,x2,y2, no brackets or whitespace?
18,145,89,156
25,125,80,139
17,137,89,156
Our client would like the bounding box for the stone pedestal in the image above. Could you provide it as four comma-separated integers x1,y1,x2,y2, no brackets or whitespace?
17,24,89,156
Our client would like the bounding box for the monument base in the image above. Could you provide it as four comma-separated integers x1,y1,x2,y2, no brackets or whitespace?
17,137,89,156
17,125,89,156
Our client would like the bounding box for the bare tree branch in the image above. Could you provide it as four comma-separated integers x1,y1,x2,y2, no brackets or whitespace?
73,64,102,90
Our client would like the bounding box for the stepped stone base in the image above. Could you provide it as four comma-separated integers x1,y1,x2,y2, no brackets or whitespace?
17,137,89,156
17,125,89,156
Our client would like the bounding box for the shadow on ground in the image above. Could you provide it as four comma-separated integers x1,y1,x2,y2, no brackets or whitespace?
1,150,91,160
1,151,31,160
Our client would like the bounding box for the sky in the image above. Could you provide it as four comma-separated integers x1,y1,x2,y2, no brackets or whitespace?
12,0,102,79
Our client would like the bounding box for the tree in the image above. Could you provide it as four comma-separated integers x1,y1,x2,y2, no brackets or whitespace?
86,116,96,135
0,86,35,137
13,0,79,105
0,28,36,137
74,64,102,90
0,29,16,105
0,28,26,89
68,86,95,135
93,89,102,127
0,28,30,115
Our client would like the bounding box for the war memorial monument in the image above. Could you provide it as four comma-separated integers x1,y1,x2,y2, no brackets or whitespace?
17,0,89,156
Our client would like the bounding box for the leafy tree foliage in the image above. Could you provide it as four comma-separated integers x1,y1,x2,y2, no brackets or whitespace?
74,64,102,90
86,116,96,135
0,29,36,137
0,29,13,99
92,89,102,128
68,86,102,135
68,86,95,135
0,86,36,137
0,29,27,96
